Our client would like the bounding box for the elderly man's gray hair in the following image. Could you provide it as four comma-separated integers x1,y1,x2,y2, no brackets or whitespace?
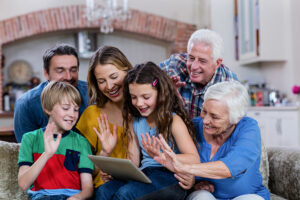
187,29,224,62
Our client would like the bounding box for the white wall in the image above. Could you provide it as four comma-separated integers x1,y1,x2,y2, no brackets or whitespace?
2,31,169,85
0,0,205,26
210,0,263,83
2,0,299,101
210,0,299,102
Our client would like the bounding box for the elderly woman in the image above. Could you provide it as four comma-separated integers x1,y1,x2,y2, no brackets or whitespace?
153,81,270,200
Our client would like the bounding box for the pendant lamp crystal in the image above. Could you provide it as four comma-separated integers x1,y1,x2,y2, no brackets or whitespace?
86,0,131,34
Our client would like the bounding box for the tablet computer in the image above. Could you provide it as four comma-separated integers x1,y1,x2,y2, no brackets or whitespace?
88,155,152,184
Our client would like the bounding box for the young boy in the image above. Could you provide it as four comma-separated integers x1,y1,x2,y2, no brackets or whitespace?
18,81,93,200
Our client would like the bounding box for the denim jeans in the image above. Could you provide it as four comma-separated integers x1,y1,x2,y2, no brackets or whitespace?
136,183,187,200
33,194,69,200
94,167,177,200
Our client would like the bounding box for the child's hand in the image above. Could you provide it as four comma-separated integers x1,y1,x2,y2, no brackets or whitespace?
141,133,160,158
43,121,62,158
93,114,117,156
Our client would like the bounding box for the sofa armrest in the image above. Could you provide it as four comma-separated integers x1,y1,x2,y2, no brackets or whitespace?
267,147,300,200
0,141,28,199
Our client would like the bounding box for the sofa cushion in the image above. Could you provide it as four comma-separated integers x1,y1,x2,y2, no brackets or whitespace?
0,141,28,199
268,147,300,200
271,193,287,200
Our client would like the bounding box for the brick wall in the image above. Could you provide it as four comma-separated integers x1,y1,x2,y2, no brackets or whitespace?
0,5,196,111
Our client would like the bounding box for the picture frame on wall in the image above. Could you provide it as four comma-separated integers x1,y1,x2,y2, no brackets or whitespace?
75,31,97,59
235,0,259,61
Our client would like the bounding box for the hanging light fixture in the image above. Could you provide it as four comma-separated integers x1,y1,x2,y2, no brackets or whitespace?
86,0,131,34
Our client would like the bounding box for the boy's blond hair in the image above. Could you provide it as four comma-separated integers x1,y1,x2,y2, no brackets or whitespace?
41,81,81,117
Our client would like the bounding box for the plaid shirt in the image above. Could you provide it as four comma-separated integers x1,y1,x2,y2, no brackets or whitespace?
160,53,238,119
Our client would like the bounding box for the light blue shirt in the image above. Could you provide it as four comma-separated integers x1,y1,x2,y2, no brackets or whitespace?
193,116,270,200
133,116,179,170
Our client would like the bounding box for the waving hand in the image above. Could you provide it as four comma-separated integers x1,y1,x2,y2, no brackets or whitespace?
93,114,118,156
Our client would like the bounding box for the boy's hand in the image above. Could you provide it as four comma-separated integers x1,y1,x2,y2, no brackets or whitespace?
93,114,118,156
44,121,62,158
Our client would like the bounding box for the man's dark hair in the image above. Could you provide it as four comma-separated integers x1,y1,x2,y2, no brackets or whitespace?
43,44,79,73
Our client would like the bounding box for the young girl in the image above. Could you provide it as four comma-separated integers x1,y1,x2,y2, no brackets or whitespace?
96,61,200,200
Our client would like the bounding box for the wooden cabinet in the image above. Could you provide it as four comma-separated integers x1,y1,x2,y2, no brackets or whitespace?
247,107,300,147
234,0,287,64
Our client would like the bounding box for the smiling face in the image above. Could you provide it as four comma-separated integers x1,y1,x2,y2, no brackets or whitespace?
187,42,221,85
200,99,235,137
44,55,79,87
94,63,127,103
129,83,158,118
47,97,79,133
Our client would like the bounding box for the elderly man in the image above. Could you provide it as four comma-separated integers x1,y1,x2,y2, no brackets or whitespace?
14,44,88,142
160,29,238,118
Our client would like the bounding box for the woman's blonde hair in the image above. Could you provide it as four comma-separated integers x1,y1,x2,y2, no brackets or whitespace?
87,46,132,107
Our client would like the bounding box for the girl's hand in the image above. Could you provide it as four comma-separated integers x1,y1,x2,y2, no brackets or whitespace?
44,121,62,158
100,170,113,183
175,172,195,190
194,181,215,193
93,114,118,156
141,133,161,158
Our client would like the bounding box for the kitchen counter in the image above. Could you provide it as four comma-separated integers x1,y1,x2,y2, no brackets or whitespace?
247,107,300,147
248,106,300,111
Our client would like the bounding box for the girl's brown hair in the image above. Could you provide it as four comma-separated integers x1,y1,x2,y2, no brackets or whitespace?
87,46,132,107
123,61,196,148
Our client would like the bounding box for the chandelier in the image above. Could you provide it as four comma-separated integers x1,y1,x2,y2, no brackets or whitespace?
86,0,131,34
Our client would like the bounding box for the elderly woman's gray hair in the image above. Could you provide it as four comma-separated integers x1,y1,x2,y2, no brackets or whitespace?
187,29,224,62
204,81,249,124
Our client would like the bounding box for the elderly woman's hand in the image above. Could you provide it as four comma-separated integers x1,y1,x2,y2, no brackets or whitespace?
154,134,189,173
194,181,215,193
175,172,195,190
